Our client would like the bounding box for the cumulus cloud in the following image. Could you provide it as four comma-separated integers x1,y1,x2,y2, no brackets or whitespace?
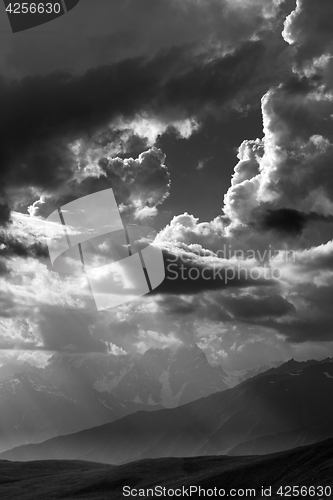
98,148,170,222
135,330,183,354
282,0,333,70
222,90,333,231
36,146,172,223
156,213,227,252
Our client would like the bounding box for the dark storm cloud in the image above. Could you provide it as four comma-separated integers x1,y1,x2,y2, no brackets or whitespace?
153,250,276,295
261,316,333,343
0,40,271,223
0,204,11,226
0,260,10,276
221,293,296,319
281,74,322,95
241,281,333,344
156,295,198,316
294,247,333,273
0,0,286,77
154,288,295,333
0,233,48,259
260,208,333,235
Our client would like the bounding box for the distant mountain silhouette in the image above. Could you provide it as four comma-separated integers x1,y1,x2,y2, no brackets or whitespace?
250,357,333,379
0,345,229,452
0,439,332,499
2,359,333,463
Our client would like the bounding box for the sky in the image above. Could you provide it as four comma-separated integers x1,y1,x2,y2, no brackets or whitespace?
1,0,333,371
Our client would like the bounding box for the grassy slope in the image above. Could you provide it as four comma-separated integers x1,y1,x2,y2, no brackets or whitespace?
0,439,332,499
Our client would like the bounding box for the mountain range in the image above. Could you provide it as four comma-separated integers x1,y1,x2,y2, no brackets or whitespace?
0,345,231,452
2,357,333,463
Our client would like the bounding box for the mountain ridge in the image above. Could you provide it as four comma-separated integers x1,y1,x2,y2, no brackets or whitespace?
2,358,333,463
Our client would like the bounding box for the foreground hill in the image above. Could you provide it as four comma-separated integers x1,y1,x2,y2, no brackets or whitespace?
2,360,333,463
0,439,332,500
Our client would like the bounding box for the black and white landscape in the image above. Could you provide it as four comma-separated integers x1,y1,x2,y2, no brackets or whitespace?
1,0,333,497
